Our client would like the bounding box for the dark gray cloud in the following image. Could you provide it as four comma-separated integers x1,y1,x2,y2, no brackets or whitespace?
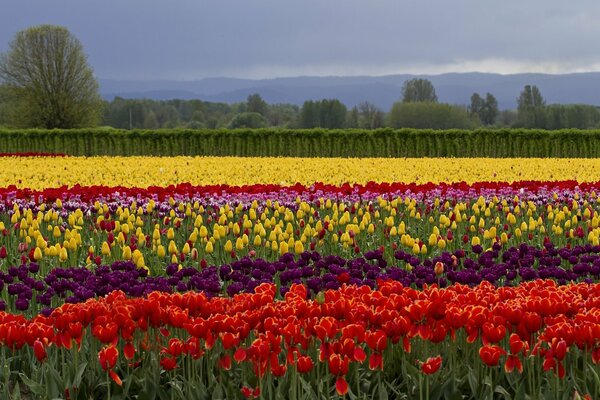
2,0,600,79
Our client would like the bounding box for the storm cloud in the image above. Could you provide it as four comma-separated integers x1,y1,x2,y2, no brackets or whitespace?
1,0,600,79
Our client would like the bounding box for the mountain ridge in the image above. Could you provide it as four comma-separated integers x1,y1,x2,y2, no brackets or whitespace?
99,72,600,110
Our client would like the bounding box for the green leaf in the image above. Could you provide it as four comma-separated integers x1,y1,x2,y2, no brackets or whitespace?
18,373,45,396
494,385,511,400
466,369,478,395
11,381,21,400
211,382,223,400
71,361,88,389
299,377,318,399
378,381,389,400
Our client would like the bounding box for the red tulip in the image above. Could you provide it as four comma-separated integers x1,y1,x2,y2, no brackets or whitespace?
218,354,232,370
421,356,442,374
335,376,349,396
479,345,506,367
296,355,314,373
123,342,135,360
109,370,122,386
33,340,47,362
160,356,177,371
98,346,118,371
365,330,387,352
508,333,525,355
504,355,523,373
234,348,247,363
369,353,383,370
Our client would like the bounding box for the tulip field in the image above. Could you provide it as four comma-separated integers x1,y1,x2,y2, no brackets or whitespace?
1,155,600,399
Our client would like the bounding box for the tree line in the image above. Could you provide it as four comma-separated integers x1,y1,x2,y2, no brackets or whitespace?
1,25,600,130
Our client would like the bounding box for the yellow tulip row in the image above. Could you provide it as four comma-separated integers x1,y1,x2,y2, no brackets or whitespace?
1,157,600,189
5,189,600,271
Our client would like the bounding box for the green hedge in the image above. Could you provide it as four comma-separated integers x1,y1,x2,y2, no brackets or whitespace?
0,128,597,157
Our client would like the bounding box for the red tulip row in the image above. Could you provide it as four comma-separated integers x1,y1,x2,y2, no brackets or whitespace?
1,279,599,397
0,179,597,203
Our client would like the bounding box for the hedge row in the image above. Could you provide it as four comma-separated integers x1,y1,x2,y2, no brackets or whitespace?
0,128,596,157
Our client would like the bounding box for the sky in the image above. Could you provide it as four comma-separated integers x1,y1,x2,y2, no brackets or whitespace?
2,0,600,80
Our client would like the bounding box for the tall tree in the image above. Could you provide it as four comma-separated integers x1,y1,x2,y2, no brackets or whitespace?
246,93,268,117
481,93,498,125
517,85,546,128
469,92,498,125
389,102,472,129
401,78,438,103
299,99,347,128
468,93,485,121
0,25,102,128
358,101,384,129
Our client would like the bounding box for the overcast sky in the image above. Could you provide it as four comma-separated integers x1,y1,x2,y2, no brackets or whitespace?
2,0,600,80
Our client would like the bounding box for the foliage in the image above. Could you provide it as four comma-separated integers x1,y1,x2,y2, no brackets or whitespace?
228,112,268,129
388,102,473,129
469,93,498,125
517,85,546,128
246,93,269,117
544,104,600,129
0,25,102,128
4,128,600,157
299,99,348,128
401,78,438,103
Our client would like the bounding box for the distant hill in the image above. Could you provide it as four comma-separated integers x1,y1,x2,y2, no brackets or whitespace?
100,72,600,110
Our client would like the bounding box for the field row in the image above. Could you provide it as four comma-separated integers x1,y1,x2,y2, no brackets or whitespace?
2,128,600,158
1,157,600,189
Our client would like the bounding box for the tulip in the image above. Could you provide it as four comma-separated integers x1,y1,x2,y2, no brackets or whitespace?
421,356,442,374
98,346,119,371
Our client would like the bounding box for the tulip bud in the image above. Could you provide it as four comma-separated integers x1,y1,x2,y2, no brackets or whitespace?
101,242,111,256
59,247,68,262
205,241,214,254
279,241,289,255
294,240,304,254
33,247,43,261
122,246,132,260
434,261,444,276
0,246,6,259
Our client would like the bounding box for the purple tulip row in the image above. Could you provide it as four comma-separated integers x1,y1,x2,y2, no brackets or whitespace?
1,241,600,315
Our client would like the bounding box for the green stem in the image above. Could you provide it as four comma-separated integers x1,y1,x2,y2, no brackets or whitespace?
107,371,111,400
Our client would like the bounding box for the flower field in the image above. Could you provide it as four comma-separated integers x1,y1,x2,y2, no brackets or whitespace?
1,156,600,188
1,156,600,399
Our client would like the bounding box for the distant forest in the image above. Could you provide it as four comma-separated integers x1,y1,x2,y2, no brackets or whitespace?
3,79,600,130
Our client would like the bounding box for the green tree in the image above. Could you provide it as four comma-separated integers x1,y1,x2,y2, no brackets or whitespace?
228,112,268,129
267,104,299,128
388,102,472,129
469,92,498,125
0,25,102,128
401,78,438,103
299,99,347,128
481,93,498,125
358,101,384,129
142,110,159,129
517,85,546,128
468,93,485,122
347,107,360,128
544,104,600,129
246,93,268,117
